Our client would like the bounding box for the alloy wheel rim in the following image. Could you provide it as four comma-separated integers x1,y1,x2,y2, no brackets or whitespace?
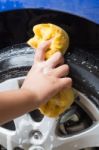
0,77,99,150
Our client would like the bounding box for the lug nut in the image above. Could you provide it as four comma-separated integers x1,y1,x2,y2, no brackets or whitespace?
30,130,43,145
31,130,42,140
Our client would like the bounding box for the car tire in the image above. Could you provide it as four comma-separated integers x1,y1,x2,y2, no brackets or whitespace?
0,43,98,107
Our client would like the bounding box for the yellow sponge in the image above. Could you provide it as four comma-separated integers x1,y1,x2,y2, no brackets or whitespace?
27,23,74,117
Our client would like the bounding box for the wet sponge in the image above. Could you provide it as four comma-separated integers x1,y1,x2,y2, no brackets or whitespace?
27,23,74,117
27,23,69,59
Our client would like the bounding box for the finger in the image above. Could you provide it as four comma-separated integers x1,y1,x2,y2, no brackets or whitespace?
46,52,64,68
53,64,69,78
34,40,52,62
59,77,72,89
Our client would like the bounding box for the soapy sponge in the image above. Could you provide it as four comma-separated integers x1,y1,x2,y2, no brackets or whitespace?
27,23,74,117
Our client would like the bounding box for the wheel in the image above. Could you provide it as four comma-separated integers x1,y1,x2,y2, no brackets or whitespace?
0,43,99,150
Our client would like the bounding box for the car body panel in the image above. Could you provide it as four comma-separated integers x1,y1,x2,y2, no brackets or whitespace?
0,0,99,24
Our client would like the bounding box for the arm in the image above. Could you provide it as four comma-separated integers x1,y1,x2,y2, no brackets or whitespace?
0,89,37,124
0,41,72,125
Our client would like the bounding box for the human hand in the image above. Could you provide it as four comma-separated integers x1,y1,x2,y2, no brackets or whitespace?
21,40,72,107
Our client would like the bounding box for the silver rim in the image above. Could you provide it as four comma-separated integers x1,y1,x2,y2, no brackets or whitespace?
0,77,99,150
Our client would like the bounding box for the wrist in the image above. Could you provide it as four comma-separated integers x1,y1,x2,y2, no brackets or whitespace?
20,88,40,109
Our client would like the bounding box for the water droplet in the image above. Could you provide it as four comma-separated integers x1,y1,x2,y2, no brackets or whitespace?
74,144,78,148
50,135,54,141
67,59,70,62
81,61,86,64
73,58,77,61
67,52,71,55
94,66,98,69
2,5,5,9
14,4,17,7
89,85,92,88
88,66,92,69
83,79,86,82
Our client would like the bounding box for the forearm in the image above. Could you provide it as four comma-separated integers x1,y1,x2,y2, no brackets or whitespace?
0,89,38,125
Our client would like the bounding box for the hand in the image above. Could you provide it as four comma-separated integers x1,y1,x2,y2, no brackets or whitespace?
21,40,72,107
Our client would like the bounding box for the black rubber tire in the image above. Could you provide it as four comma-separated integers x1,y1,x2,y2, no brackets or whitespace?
0,43,99,108
0,43,99,150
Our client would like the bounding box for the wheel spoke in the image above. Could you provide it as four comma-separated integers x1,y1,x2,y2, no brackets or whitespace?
53,122,99,150
0,127,16,149
13,114,38,149
29,116,58,149
39,116,58,138
0,77,99,150
75,90,99,120
0,78,19,91
14,114,34,144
